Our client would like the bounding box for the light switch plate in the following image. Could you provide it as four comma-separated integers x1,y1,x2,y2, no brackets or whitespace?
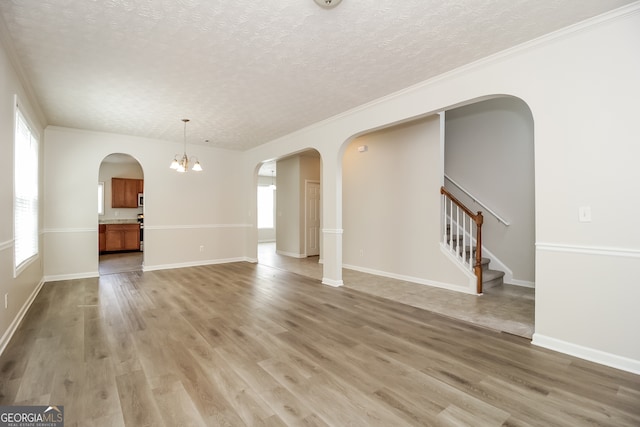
579,206,592,222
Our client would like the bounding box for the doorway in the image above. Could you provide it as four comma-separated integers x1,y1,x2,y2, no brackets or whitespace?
257,150,321,270
98,153,144,275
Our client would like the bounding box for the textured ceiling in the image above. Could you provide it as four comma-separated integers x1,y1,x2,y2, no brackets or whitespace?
0,0,634,150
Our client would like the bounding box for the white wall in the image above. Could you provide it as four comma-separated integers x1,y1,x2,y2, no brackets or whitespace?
445,97,535,286
243,6,640,372
343,116,472,291
275,156,301,257
43,126,249,279
0,33,45,352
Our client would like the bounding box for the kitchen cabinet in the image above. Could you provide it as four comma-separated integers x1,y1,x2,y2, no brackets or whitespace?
103,223,140,252
99,224,106,252
112,178,143,208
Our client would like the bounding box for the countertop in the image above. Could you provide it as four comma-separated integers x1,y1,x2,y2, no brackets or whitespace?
99,219,139,225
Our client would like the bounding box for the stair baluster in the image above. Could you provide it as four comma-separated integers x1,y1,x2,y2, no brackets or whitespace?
440,186,484,294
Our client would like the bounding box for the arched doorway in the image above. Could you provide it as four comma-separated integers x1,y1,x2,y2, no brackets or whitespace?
338,96,535,338
98,153,144,275
257,150,322,278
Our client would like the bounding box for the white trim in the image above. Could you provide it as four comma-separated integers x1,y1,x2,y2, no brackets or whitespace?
536,243,640,258
532,333,640,375
322,278,343,287
343,263,477,295
143,257,248,272
510,278,535,288
0,239,13,252
0,278,45,357
322,228,343,234
14,254,39,278
42,227,97,233
44,271,99,282
276,250,306,259
145,224,251,230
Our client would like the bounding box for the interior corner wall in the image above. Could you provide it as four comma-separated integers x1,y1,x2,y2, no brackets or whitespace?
444,97,535,284
343,115,471,291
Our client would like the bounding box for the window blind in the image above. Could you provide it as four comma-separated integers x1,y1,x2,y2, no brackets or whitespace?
14,106,39,272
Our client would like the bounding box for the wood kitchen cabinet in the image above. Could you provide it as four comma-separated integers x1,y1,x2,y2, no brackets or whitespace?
99,224,106,252
103,223,140,252
112,178,143,208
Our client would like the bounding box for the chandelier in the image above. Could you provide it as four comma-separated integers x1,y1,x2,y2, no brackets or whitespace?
170,119,202,173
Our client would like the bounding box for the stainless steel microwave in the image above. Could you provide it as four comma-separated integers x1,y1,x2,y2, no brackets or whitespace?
137,193,143,207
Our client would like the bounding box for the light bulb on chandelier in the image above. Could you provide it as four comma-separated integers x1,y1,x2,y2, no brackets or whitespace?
170,119,203,173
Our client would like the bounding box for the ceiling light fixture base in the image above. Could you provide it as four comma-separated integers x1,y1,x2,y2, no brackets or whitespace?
313,0,342,9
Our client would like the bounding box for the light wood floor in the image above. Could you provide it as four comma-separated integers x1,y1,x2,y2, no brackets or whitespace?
1,262,638,426
258,243,535,338
99,251,143,275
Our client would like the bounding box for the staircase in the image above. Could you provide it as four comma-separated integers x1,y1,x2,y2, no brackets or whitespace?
446,226,505,290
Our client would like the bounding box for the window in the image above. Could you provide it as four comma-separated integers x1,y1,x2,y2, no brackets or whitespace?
98,182,105,215
14,104,39,275
257,186,275,229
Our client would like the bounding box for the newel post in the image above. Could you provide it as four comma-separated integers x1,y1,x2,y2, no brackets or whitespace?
474,211,484,294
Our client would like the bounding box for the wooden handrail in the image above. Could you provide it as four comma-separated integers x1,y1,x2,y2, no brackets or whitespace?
441,186,484,293
444,174,510,225
440,187,482,222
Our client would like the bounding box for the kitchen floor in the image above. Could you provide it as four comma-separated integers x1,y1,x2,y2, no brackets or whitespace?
99,251,143,275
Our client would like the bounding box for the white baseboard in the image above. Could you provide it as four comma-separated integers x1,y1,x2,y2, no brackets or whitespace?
509,279,535,288
143,257,248,272
322,278,343,287
44,271,99,282
276,250,306,259
532,333,640,375
0,278,45,356
342,263,476,295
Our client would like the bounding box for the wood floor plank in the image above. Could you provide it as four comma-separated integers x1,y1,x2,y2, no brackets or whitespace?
115,369,165,427
0,262,638,426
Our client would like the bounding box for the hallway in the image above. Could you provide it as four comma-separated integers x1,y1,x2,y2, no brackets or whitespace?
258,243,535,338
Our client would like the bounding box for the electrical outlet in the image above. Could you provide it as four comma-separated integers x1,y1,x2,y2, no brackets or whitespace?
199,245,205,252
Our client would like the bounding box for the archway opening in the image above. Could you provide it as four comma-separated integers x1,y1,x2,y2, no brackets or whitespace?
338,95,535,338
98,153,144,275
256,149,322,279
